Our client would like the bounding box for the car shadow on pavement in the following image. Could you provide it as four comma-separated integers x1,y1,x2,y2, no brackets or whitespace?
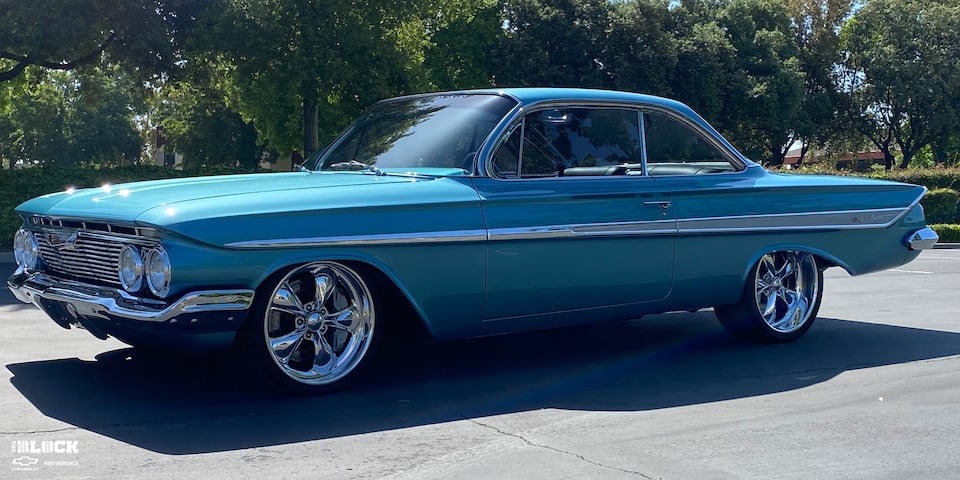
7,311,960,455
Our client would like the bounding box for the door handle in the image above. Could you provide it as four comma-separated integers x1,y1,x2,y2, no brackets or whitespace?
642,200,672,209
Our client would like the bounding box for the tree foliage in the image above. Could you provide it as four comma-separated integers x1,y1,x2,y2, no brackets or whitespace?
0,66,141,167
0,0,200,83
4,0,960,170
841,0,960,169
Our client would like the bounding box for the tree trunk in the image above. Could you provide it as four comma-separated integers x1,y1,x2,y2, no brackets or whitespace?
899,151,913,169
303,101,319,158
797,140,811,167
932,139,947,165
883,150,895,170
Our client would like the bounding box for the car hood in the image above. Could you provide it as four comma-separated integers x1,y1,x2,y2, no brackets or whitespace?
18,172,417,220
16,172,484,246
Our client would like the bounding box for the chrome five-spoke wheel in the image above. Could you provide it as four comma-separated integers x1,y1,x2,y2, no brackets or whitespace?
715,250,823,343
250,261,377,391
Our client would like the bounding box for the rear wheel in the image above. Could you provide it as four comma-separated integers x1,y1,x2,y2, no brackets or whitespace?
715,250,823,343
242,261,378,394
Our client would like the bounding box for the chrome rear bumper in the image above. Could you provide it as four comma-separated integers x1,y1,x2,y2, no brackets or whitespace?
907,227,939,250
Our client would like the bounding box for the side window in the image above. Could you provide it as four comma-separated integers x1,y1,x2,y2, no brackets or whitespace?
491,107,642,179
643,112,736,175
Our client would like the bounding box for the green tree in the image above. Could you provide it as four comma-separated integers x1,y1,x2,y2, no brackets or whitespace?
153,60,262,171
840,0,960,169
667,0,737,125
718,0,806,165
190,0,483,157
423,1,502,90
0,67,142,166
493,0,614,88
606,0,677,96
784,0,855,166
0,0,199,83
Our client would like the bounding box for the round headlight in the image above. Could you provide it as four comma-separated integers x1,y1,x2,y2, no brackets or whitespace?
118,245,144,292
13,229,39,270
144,247,172,298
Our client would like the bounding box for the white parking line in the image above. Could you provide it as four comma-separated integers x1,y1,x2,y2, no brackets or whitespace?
890,269,934,274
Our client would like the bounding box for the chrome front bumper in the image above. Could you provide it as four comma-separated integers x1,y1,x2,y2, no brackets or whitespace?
7,269,254,345
907,227,939,250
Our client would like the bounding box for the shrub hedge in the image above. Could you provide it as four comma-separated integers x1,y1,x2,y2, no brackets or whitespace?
920,188,960,224
931,224,960,243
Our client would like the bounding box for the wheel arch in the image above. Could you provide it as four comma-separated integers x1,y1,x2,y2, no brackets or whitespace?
248,253,437,340
738,244,851,283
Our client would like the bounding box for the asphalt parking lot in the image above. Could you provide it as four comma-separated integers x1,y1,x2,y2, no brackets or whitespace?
2,250,959,480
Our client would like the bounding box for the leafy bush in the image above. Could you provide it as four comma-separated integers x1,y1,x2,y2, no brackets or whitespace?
868,168,960,190
931,224,960,243
0,165,268,249
789,165,960,191
920,188,960,224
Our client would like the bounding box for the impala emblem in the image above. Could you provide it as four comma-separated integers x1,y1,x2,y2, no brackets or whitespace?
47,231,79,251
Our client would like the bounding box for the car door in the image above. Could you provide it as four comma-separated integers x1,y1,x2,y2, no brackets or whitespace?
472,106,677,321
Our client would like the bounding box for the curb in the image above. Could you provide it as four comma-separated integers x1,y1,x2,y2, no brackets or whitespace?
934,243,960,249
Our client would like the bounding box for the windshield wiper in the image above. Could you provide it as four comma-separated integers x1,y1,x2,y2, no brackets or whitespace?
327,160,385,176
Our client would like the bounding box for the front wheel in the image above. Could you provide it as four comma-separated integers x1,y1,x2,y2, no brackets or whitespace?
241,261,378,394
715,251,823,343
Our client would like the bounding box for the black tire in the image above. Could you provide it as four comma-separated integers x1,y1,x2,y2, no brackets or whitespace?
239,261,380,394
715,250,823,343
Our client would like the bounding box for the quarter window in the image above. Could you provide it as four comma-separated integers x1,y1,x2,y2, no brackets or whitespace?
643,112,736,175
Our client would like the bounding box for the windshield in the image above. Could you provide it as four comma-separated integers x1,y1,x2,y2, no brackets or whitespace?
315,93,517,174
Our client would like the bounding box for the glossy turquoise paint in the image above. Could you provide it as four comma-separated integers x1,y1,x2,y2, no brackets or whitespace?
10,88,934,346
472,176,675,322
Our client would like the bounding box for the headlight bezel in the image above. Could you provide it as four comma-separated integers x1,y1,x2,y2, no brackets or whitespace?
13,229,40,270
144,247,172,298
118,245,145,292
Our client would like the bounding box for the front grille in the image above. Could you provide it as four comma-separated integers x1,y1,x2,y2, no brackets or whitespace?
34,228,158,287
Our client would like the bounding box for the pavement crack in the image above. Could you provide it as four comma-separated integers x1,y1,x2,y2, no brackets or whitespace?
1,426,82,435
468,419,657,479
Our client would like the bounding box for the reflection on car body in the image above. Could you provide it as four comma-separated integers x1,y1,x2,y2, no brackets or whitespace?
8,88,938,394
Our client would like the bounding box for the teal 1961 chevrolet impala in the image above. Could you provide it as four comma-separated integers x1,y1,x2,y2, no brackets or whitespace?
8,88,939,393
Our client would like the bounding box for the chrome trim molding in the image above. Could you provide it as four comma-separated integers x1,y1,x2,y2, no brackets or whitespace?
226,229,489,249
9,271,254,324
488,220,676,241
223,207,918,248
907,227,939,250
677,207,907,234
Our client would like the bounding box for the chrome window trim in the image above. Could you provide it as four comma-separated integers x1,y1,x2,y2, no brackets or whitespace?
639,105,750,170
480,99,748,180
